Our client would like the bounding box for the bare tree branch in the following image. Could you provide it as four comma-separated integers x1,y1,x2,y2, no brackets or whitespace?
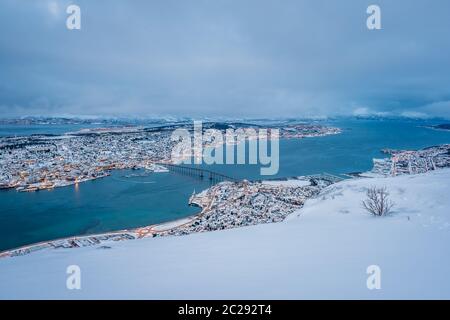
362,186,394,216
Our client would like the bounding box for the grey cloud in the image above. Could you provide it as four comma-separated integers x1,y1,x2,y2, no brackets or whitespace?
1,0,450,118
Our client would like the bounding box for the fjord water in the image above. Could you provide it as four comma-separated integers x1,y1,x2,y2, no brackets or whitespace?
196,119,450,180
0,171,209,251
1,119,450,251
0,124,101,137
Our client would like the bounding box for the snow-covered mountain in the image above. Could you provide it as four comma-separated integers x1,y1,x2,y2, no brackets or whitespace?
1,169,450,299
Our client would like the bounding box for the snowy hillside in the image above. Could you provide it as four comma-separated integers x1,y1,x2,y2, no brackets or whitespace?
1,169,450,299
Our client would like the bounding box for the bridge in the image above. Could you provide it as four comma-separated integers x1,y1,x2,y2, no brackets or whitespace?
157,163,239,183
157,163,346,185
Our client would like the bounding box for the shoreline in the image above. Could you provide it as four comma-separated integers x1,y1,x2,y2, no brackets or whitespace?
0,177,218,258
0,206,205,259
0,174,339,258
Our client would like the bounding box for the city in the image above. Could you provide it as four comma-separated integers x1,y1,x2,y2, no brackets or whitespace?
370,144,450,176
0,123,340,192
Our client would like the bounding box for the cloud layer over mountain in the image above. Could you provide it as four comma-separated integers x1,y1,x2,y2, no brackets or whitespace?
1,0,450,118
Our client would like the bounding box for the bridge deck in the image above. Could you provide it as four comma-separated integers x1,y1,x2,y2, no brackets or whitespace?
157,163,239,182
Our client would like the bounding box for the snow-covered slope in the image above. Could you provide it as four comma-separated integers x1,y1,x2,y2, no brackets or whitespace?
1,169,450,299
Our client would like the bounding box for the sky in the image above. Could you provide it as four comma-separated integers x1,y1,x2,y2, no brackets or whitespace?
0,0,450,119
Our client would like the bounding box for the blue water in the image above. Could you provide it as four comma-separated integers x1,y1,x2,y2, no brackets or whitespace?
0,124,102,137
196,119,450,180
0,119,450,251
0,170,209,251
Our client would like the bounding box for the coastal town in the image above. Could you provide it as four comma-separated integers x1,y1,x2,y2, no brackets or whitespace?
0,127,174,192
370,144,450,176
157,175,339,237
0,122,340,192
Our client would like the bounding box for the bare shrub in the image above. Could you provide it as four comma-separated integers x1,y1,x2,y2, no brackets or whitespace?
362,186,394,216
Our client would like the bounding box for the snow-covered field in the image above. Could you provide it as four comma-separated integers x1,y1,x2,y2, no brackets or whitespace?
1,169,450,299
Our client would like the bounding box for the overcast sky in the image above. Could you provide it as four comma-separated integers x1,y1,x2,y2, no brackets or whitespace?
1,0,450,118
